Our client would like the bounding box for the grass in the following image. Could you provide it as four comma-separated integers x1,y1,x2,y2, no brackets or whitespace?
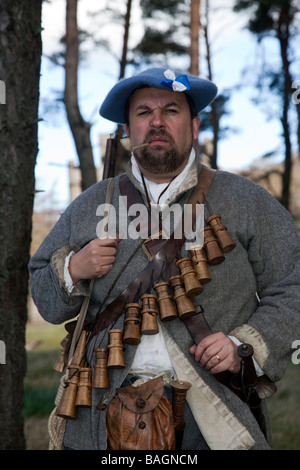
25,321,67,351
24,322,300,450
267,363,300,450
24,348,61,418
24,321,66,449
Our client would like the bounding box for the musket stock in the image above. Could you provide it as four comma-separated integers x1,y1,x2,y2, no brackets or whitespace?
102,134,119,180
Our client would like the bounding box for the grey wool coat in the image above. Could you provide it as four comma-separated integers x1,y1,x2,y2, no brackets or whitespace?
29,156,300,450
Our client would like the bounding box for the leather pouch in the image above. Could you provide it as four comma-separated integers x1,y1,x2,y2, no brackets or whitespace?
106,376,175,450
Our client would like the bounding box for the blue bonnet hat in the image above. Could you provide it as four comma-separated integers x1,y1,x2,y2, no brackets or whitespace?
99,67,218,124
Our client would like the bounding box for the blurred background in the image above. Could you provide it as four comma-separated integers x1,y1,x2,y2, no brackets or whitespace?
1,0,300,450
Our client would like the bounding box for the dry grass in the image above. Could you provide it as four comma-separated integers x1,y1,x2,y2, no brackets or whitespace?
25,417,50,450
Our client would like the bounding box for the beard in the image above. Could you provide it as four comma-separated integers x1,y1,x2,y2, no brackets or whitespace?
133,129,192,175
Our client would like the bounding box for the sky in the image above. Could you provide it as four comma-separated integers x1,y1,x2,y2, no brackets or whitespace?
35,0,293,210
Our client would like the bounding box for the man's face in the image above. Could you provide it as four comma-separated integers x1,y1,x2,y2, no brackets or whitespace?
125,87,200,179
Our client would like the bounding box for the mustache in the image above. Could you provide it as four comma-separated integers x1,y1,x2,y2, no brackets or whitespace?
144,129,175,144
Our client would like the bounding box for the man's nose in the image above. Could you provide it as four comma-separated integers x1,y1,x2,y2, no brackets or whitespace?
150,108,165,128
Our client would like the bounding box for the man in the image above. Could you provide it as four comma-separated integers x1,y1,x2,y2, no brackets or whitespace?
29,67,300,450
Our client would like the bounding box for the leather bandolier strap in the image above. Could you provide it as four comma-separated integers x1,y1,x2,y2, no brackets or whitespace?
91,164,216,337
89,163,271,437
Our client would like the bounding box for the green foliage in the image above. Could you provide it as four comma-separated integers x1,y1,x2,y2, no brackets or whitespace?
133,0,190,64
133,29,188,59
140,0,189,18
233,0,299,35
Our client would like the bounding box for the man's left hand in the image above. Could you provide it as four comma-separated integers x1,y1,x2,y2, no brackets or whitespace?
189,332,241,374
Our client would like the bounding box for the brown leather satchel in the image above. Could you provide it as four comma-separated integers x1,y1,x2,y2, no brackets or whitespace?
106,376,176,450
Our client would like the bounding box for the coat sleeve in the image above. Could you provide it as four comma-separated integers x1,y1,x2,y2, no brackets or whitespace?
230,181,300,382
29,178,116,324
28,199,92,324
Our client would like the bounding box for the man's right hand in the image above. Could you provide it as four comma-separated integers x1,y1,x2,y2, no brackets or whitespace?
68,237,119,284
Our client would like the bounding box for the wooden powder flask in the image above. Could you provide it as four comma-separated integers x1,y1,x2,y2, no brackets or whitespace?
140,294,159,335
170,380,192,428
56,364,80,419
123,303,142,344
153,281,178,322
203,226,225,266
53,334,70,373
176,257,203,297
92,348,110,389
107,329,125,369
206,214,236,253
75,367,92,408
189,247,212,284
169,275,196,320
56,329,88,419
170,380,192,450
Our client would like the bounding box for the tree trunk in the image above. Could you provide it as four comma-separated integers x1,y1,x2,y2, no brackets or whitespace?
190,0,201,75
203,0,219,169
119,0,132,80
64,0,97,191
114,0,133,176
0,0,42,449
277,4,293,210
107,0,133,178
297,108,300,159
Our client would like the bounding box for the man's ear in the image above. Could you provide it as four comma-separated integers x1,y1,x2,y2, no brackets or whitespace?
125,123,130,136
192,116,200,140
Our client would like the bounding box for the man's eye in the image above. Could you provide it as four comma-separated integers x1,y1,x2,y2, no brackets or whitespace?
166,108,177,113
137,110,150,116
